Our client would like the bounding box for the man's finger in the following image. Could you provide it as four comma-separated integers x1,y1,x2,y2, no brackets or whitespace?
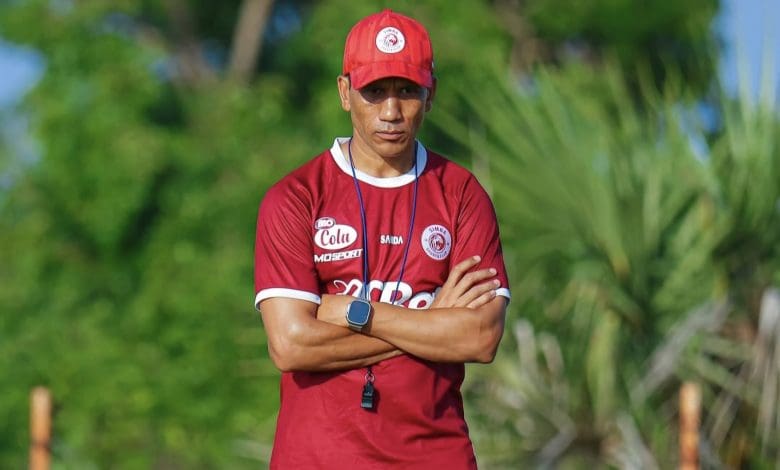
453,267,497,292
458,279,500,307
445,256,481,287
466,288,498,309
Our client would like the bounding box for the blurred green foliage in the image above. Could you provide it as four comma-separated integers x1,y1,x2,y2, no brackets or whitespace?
2,0,777,468
449,62,780,467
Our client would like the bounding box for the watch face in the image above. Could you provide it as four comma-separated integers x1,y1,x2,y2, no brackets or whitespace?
348,300,372,326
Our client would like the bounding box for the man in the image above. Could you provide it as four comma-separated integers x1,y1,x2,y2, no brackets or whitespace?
254,9,510,469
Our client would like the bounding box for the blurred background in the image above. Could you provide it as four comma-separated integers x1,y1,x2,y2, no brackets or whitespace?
1,0,779,468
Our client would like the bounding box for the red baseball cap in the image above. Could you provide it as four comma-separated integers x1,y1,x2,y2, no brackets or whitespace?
342,9,434,90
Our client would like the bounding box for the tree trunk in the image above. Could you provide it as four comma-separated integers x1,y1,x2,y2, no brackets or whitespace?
228,0,275,84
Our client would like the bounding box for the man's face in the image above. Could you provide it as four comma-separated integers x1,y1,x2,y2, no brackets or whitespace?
338,76,435,160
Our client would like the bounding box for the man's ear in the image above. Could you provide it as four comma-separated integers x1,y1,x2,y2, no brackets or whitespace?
337,75,351,112
425,77,437,112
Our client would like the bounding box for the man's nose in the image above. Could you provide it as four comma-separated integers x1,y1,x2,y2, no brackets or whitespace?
379,96,402,121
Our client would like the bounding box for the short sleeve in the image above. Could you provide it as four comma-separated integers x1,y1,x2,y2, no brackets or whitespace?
254,182,321,309
450,176,511,300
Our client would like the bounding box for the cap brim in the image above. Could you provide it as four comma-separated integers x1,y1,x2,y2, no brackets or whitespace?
349,61,433,89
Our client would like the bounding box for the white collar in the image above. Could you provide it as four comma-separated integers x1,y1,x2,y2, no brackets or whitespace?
329,137,427,188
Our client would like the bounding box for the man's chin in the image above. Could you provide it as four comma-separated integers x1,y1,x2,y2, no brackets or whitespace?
373,138,413,158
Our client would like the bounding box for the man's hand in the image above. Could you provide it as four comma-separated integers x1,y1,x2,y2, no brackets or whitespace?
430,255,500,309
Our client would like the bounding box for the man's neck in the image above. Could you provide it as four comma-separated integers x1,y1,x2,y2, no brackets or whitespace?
340,138,416,178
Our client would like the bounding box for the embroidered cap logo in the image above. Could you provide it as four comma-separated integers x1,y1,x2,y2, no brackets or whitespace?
375,27,405,53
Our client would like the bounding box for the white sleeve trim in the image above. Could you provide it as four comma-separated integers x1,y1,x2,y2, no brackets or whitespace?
254,288,322,310
496,288,511,301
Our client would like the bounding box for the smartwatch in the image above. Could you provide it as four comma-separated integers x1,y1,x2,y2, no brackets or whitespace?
345,299,373,332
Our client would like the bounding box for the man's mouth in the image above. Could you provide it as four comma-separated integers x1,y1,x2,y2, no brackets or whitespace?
376,130,404,141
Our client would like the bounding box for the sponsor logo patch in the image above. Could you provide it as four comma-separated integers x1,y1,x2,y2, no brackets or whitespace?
314,248,362,263
332,278,440,309
421,224,451,260
314,217,335,230
314,221,357,250
380,234,403,245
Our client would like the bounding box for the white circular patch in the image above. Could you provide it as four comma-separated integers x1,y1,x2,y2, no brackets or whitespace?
375,27,405,54
421,225,452,260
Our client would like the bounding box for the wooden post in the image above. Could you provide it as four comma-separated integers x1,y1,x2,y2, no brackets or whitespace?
29,387,51,470
679,382,701,470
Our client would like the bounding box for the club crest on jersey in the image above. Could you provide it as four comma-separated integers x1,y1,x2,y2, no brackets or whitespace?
314,218,357,251
421,224,451,260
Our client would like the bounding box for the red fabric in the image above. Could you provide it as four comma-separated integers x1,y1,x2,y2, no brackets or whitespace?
342,9,434,89
254,140,510,468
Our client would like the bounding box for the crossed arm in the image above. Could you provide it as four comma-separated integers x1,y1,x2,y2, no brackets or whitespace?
259,256,507,372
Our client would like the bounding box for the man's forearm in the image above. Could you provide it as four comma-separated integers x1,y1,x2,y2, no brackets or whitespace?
259,297,402,372
275,319,402,372
371,299,505,363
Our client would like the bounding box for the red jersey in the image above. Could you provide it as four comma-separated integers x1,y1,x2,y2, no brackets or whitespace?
254,138,510,469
